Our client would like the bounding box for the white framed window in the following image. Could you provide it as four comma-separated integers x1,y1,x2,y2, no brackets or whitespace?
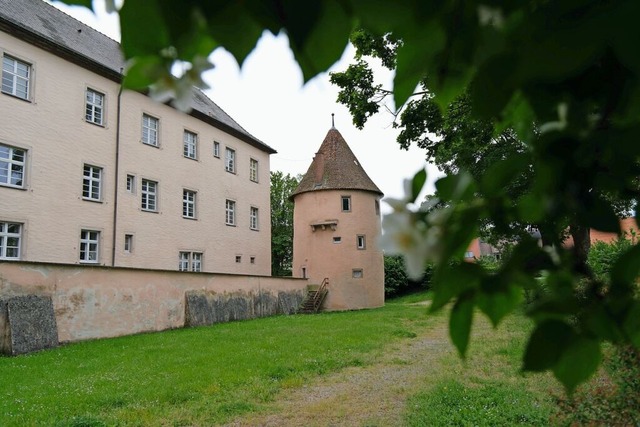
333,236,342,244
142,114,159,146
0,143,25,188
2,55,30,100
141,179,157,211
250,206,259,230
183,190,196,219
235,255,242,263
179,251,202,272
341,195,351,212
0,222,21,260
82,164,102,201
79,230,99,263
225,199,236,225
126,174,135,193
85,88,104,125
183,130,197,159
124,234,133,253
357,235,366,250
464,251,475,258
352,269,364,279
249,158,258,182
225,147,235,173
250,256,255,264
213,141,220,158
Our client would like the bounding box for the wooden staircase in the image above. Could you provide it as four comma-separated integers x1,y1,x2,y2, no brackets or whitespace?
299,278,329,313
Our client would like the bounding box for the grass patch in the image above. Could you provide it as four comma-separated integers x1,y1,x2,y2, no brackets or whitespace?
406,380,551,426
404,311,560,426
387,290,432,305
1,294,563,426
0,304,428,426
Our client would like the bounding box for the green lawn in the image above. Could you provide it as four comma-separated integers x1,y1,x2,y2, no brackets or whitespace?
404,313,559,426
0,293,559,426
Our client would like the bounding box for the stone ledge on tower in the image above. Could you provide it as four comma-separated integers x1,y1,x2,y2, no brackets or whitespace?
310,219,339,231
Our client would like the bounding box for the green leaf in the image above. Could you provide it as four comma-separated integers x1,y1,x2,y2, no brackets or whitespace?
585,197,620,233
523,320,574,372
203,3,263,67
580,304,623,343
260,0,352,83
552,337,602,394
480,153,530,198
516,194,546,223
119,0,170,58
611,243,640,290
502,239,553,275
431,262,482,311
123,56,166,90
623,301,640,347
58,0,92,7
449,294,475,358
394,19,445,109
514,9,604,83
476,283,522,328
411,169,427,203
470,53,517,119
496,91,536,142
434,172,475,202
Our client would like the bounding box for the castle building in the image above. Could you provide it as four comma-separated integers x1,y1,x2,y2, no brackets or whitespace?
0,0,274,275
291,126,384,310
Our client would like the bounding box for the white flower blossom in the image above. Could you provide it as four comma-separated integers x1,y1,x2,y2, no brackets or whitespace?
148,56,213,112
381,182,447,279
384,178,413,212
380,211,431,279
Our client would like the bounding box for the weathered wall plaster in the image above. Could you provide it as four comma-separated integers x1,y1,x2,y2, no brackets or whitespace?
0,262,307,344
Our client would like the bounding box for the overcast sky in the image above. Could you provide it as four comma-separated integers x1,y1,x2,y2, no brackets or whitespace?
51,0,442,209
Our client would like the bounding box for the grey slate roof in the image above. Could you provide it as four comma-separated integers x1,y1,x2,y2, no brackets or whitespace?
292,127,383,198
0,0,275,153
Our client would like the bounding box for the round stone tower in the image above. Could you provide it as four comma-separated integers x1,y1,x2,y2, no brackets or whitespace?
291,127,384,310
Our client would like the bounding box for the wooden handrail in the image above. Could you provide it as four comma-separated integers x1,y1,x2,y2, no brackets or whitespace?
312,277,329,311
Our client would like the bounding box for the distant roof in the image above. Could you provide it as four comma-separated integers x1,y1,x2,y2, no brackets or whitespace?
0,0,275,154
292,127,383,198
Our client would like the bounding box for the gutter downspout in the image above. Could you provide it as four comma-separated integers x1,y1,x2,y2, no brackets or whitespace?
111,71,124,266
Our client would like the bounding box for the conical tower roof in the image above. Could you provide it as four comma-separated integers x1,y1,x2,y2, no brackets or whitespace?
291,127,383,198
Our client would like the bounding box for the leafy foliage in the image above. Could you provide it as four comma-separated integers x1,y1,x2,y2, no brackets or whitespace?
555,345,640,425
383,255,433,298
588,233,636,283
270,171,299,276
62,0,640,392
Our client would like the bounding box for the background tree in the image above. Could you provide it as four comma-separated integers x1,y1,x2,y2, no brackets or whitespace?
64,0,640,392
332,30,584,252
270,171,299,276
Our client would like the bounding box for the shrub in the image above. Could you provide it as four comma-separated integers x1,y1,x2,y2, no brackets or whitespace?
383,255,433,298
554,345,640,425
476,255,501,272
554,233,640,425
588,234,634,283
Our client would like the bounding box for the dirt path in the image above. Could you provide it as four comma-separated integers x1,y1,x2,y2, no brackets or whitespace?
223,320,453,427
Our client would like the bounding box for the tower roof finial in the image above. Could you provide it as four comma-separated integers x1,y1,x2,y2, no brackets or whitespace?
331,113,335,129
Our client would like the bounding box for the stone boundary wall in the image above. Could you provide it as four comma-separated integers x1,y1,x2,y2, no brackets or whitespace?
0,262,307,346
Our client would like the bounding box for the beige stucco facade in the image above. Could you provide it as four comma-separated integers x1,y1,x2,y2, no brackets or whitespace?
293,189,384,310
0,22,272,274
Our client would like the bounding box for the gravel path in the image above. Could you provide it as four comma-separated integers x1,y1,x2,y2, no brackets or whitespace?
224,320,452,427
